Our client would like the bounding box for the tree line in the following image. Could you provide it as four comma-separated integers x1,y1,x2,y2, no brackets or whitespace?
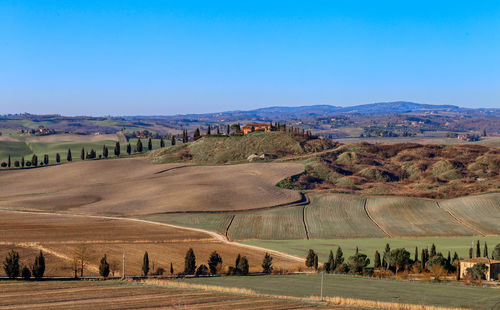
305,242,500,281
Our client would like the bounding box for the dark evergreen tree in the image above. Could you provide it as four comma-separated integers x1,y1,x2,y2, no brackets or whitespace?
32,251,45,280
325,250,335,273
8,155,11,168
194,128,201,140
21,157,25,167
374,250,381,268
184,248,196,275
103,145,108,158
81,148,85,160
195,264,209,276
207,126,211,135
430,244,436,257
262,253,273,274
3,250,20,279
305,249,316,268
148,138,152,151
233,254,241,274
67,148,72,162
127,143,131,155
171,135,176,146
43,154,49,165
56,153,60,163
476,240,481,258
208,251,222,275
216,127,220,135
469,247,473,259
31,154,38,167
170,262,174,274
160,137,165,148
136,139,143,152
484,242,488,258
335,247,344,268
99,254,110,278
237,256,249,275
114,142,120,156
14,160,19,167
414,246,419,262
313,253,318,270
21,266,31,280
383,243,390,269
226,124,230,135
142,251,149,276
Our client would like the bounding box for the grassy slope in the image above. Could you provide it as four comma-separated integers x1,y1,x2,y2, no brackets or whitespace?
366,196,474,237
141,213,233,235
305,193,385,238
439,193,500,235
184,274,500,309
242,236,500,265
228,206,305,240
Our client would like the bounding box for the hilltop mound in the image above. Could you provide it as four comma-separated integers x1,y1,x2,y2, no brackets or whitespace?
283,143,499,198
152,131,336,164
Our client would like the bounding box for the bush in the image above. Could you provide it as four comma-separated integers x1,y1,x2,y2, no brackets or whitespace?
347,253,370,274
0,162,6,168
195,264,209,276
21,266,31,280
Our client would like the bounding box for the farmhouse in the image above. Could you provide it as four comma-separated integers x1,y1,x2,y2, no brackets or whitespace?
459,258,500,281
242,123,272,134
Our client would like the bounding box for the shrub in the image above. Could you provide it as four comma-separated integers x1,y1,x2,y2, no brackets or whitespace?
195,264,209,276
347,253,370,274
21,266,31,280
262,253,273,274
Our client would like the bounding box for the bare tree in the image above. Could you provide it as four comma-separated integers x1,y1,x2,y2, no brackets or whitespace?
73,244,91,277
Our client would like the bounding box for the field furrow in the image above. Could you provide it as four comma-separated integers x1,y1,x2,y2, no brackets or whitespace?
365,197,476,237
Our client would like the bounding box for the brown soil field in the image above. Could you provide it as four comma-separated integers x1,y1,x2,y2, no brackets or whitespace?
0,280,333,309
0,158,303,216
0,210,303,277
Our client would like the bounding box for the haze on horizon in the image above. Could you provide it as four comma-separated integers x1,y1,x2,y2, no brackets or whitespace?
1,0,499,116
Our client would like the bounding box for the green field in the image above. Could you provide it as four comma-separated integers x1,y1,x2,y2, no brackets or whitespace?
242,236,500,264
0,137,170,164
183,274,500,309
141,213,233,235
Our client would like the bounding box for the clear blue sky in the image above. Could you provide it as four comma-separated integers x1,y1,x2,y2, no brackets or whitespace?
1,1,499,115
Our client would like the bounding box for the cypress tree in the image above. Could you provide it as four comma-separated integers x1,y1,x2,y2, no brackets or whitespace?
127,143,131,155
335,247,344,268
31,154,38,167
160,137,165,148
355,246,359,255
67,149,72,162
484,242,488,258
114,142,120,156
313,253,318,270
207,126,211,135
226,124,230,135
234,254,241,274
8,155,11,168
136,139,143,152
327,250,335,272
99,254,110,278
374,250,381,268
216,127,220,135
81,148,85,160
430,244,436,257
43,154,49,165
184,248,196,275
262,253,273,274
21,157,25,168
383,243,390,268
148,138,152,151
305,249,316,268
103,145,108,158
476,240,481,258
32,251,45,280
171,135,176,146
170,262,174,274
469,247,473,259
238,256,249,275
21,266,31,280
194,128,201,140
142,252,149,276
56,153,60,163
414,246,419,262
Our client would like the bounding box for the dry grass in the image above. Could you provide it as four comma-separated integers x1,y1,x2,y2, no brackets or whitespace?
0,158,303,216
24,134,120,142
0,210,301,277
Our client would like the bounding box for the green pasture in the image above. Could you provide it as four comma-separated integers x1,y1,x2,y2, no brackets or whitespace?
243,236,500,265
183,274,500,309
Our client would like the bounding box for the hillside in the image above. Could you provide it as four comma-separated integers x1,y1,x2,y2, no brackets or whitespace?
282,143,499,198
152,131,336,164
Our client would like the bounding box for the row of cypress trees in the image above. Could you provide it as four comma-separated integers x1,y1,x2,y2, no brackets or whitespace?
3,250,45,280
